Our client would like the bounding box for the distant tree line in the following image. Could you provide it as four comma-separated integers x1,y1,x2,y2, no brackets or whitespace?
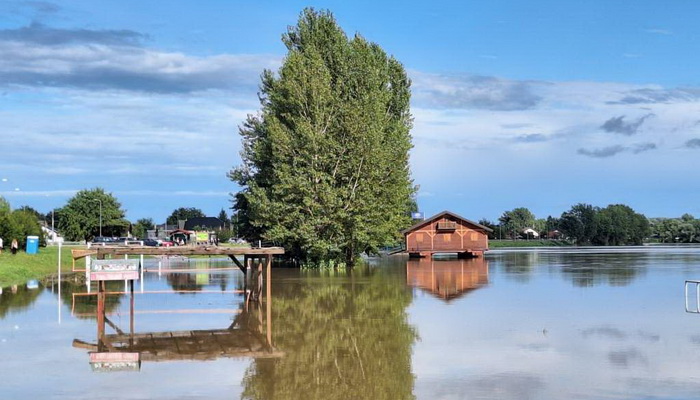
650,214,700,243
480,203,652,246
2,187,233,245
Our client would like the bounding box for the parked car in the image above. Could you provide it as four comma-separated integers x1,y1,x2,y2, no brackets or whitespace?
161,240,175,247
92,236,116,244
141,238,159,247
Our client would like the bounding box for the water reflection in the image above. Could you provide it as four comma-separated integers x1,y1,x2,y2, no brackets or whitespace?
0,283,42,318
406,257,488,301
2,248,700,398
490,250,647,287
72,276,276,370
61,280,123,318
241,266,417,400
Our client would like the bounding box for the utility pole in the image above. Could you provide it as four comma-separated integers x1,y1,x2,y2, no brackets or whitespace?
91,199,103,237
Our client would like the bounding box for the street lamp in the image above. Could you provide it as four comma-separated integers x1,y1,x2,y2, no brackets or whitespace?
91,199,103,237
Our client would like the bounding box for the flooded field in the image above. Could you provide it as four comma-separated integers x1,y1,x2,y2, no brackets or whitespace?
2,247,700,399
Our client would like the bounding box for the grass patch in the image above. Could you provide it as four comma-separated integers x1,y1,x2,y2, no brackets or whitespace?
0,245,78,287
490,240,571,248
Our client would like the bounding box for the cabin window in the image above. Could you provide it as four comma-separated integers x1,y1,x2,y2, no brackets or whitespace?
436,221,457,231
443,234,451,242
471,233,478,241
416,233,424,242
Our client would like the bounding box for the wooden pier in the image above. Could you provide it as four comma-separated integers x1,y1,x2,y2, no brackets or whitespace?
72,245,284,287
70,245,284,368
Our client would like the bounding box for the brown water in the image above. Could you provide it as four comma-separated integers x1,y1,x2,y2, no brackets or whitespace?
2,247,700,399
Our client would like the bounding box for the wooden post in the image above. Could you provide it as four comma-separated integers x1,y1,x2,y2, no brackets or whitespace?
97,280,105,350
130,279,135,341
266,254,272,347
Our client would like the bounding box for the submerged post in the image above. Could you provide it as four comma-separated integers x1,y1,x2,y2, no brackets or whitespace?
57,241,62,324
266,254,272,347
140,254,144,293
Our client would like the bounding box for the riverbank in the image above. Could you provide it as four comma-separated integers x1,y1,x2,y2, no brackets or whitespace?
0,243,254,287
489,239,572,248
0,245,77,287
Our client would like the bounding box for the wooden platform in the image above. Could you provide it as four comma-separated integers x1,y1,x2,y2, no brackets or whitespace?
72,245,285,259
73,327,283,361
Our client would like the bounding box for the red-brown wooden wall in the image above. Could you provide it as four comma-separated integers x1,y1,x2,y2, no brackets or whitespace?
404,215,489,256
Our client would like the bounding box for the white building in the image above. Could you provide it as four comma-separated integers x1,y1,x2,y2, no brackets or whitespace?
522,228,540,239
41,226,63,244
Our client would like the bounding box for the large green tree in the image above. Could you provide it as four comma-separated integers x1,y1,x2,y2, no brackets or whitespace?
593,204,649,245
498,207,535,238
651,214,700,243
132,218,155,239
0,196,10,213
55,188,128,241
0,207,44,249
166,207,205,226
559,203,599,245
230,8,415,265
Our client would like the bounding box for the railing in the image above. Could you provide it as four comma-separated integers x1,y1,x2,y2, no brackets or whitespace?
685,280,700,313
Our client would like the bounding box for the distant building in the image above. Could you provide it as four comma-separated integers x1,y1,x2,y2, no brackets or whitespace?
401,210,492,258
41,226,63,244
522,228,539,239
546,230,563,240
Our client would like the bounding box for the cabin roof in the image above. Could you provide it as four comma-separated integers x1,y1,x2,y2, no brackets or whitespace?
401,210,493,234
183,217,225,230
168,228,194,235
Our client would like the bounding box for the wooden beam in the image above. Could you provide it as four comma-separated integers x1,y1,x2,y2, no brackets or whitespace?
228,255,246,274
71,249,98,260
73,245,285,260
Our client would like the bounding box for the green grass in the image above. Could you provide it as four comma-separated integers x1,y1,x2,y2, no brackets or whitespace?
489,239,572,248
0,245,78,287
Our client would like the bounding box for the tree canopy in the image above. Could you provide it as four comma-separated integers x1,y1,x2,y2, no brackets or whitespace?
230,8,415,265
559,203,598,245
0,200,44,249
651,214,700,243
166,207,205,226
0,196,10,214
132,218,155,239
558,203,649,246
498,207,535,238
55,188,128,241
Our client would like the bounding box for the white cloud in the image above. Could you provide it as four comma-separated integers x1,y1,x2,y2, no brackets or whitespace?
0,23,281,94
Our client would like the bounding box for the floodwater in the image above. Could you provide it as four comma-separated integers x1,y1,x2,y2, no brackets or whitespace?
2,247,700,399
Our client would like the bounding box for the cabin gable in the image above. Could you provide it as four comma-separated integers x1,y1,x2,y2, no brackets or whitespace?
403,211,490,258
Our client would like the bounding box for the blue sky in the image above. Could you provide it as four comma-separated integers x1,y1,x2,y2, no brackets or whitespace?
1,0,699,223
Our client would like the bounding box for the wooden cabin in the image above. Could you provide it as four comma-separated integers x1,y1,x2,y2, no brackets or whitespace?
401,211,492,258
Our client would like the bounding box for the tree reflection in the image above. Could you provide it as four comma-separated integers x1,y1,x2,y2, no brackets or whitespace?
496,252,539,282
0,284,42,319
241,265,417,400
56,280,123,319
491,251,646,287
559,253,646,287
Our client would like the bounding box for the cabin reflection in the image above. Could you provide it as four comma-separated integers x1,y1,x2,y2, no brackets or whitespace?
406,257,489,301
72,280,279,371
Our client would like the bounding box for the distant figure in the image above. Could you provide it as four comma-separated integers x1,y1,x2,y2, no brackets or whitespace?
0,236,3,254
10,238,18,255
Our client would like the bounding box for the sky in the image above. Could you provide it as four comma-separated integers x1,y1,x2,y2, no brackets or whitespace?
1,0,699,223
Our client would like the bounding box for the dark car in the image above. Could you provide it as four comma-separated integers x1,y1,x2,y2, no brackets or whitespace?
141,238,159,247
92,236,115,244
